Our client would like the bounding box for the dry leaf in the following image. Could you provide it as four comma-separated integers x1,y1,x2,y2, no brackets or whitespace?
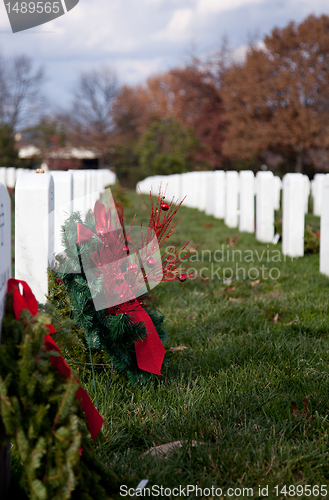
251,280,260,287
203,222,214,228
225,286,236,292
292,396,314,419
140,440,203,459
169,346,188,352
273,313,279,323
229,297,240,302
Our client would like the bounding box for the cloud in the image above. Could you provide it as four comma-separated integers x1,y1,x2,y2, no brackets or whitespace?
196,0,265,15
153,8,194,42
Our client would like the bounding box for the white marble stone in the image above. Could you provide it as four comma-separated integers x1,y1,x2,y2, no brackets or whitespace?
198,172,211,212
15,172,54,304
213,170,226,219
303,175,310,214
51,171,73,256
256,171,274,243
312,173,326,216
15,168,26,182
273,176,282,211
239,170,255,233
205,171,216,216
0,168,6,187
282,173,305,257
6,168,16,188
70,170,87,219
225,171,239,228
0,183,11,339
320,174,329,276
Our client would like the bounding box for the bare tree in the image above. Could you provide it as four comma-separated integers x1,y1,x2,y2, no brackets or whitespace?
67,66,119,167
0,54,46,130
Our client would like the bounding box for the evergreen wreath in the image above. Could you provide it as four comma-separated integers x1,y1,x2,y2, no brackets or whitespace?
50,189,192,385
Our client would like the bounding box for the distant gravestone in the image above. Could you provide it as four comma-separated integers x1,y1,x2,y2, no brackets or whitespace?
303,175,310,214
213,170,226,219
205,171,216,216
0,168,6,187
312,173,326,216
51,171,73,256
225,171,239,228
239,170,254,233
15,173,54,304
320,174,329,276
282,173,305,257
70,170,87,219
256,171,274,243
6,168,16,189
273,176,282,211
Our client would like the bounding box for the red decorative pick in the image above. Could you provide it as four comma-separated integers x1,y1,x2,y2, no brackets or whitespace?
178,274,187,282
7,278,104,441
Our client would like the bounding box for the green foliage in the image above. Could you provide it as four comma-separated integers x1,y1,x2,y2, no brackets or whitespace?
137,118,201,176
48,210,167,385
0,293,117,499
304,224,320,254
0,123,21,167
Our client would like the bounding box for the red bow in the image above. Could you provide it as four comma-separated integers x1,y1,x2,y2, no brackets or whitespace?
76,201,165,376
7,278,104,441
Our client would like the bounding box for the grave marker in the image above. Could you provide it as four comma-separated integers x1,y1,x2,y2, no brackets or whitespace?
282,173,305,257
15,172,54,304
213,170,226,219
239,170,254,233
256,171,274,243
51,171,73,256
225,171,239,228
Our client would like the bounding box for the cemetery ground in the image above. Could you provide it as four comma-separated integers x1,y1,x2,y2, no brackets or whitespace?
9,190,329,499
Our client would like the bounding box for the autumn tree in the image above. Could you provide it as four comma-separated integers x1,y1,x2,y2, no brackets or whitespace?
113,61,226,172
221,14,329,172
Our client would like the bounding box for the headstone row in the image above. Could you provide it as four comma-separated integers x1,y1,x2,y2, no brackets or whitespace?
137,170,320,257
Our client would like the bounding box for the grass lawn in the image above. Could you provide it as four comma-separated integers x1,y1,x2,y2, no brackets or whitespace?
11,189,329,499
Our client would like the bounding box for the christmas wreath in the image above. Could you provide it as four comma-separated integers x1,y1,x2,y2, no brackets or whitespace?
50,189,191,385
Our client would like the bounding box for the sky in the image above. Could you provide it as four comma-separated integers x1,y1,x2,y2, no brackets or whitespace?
1,0,329,113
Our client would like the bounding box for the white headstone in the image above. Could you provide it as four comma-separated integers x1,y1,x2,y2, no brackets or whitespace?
282,173,305,257
15,168,25,182
273,176,282,211
5,168,16,188
51,171,73,256
205,172,216,216
320,174,329,276
303,175,310,214
0,168,6,187
70,170,87,219
239,170,254,233
256,171,274,243
15,172,54,304
312,173,326,216
0,183,11,338
213,170,226,219
225,171,239,228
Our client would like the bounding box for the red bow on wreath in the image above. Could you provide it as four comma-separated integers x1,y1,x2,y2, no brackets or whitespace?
7,278,104,441
76,200,165,376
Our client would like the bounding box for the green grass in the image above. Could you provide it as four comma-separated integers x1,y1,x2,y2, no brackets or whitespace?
11,190,329,499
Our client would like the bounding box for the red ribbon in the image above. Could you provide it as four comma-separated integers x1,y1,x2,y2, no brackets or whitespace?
76,201,165,376
7,278,104,441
